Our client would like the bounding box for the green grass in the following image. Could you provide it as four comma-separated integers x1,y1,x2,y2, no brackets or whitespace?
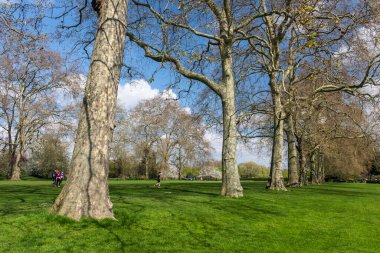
0,180,379,253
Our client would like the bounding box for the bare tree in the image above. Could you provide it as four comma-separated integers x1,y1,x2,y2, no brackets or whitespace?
124,95,211,180
123,0,279,197
166,105,211,180
124,96,167,179
0,29,69,180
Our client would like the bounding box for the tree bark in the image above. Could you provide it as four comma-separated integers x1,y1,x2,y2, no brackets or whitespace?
286,113,299,187
219,37,243,197
267,82,287,191
9,130,24,180
9,152,21,180
8,109,25,180
220,91,243,197
261,3,286,191
51,0,127,220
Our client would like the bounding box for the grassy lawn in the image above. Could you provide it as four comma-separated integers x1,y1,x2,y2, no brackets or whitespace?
0,180,379,253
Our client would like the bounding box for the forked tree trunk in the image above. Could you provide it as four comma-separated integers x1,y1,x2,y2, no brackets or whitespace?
286,113,299,187
220,40,243,198
51,0,127,220
267,91,287,191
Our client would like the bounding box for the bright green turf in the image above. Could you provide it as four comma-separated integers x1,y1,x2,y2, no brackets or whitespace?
0,179,379,253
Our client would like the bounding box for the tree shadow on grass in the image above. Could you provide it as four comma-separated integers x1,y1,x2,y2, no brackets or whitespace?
163,186,219,197
81,219,128,253
110,183,221,203
300,186,380,198
0,184,62,217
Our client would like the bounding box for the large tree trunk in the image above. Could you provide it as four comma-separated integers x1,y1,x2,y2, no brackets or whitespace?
8,123,24,180
286,113,299,187
220,91,243,197
8,152,21,180
219,39,243,197
9,133,24,180
51,0,127,220
267,88,287,191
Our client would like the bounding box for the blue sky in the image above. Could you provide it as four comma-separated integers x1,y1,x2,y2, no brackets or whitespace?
3,0,272,166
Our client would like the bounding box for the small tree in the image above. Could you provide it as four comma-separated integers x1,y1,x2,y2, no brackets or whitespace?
238,161,269,179
124,95,211,179
0,30,69,180
29,134,69,178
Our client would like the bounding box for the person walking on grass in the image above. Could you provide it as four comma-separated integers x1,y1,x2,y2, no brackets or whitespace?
155,172,162,188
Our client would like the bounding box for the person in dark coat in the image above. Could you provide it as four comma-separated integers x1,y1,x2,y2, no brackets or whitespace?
154,172,162,188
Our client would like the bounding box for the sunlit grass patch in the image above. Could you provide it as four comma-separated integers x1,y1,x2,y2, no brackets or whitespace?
0,180,379,252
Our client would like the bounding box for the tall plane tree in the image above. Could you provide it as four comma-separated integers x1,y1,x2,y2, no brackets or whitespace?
51,0,128,220
124,0,274,197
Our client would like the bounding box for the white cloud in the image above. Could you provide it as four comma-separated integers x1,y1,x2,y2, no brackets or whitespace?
356,26,380,54
161,89,178,100
183,107,192,114
117,80,186,112
335,24,380,61
117,79,159,111
334,45,349,57
359,85,380,97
